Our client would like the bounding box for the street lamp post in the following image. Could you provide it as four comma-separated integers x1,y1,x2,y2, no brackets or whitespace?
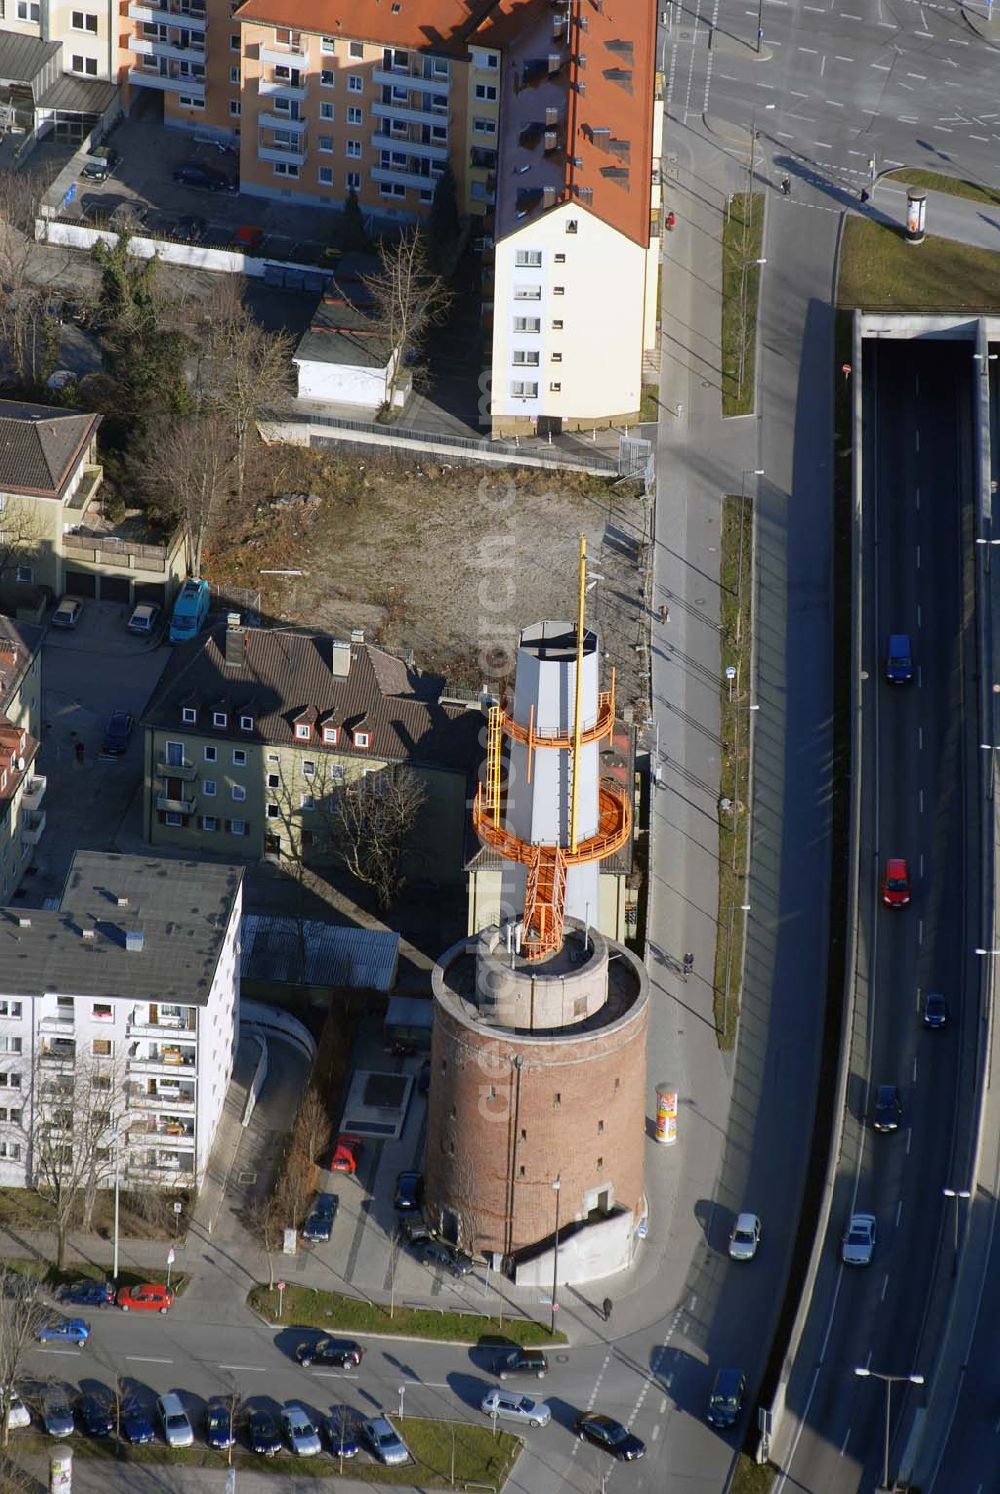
853,1367,924,1492
550,1177,561,1335
942,1185,971,1272
112,1129,121,1283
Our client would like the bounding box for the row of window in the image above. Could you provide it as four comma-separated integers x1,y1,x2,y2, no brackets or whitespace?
165,740,245,766
515,251,568,268
510,382,565,396
513,317,565,333
162,812,248,836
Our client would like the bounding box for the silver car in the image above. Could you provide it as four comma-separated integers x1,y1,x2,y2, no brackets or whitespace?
480,1389,552,1427
728,1212,762,1261
361,1414,410,1466
841,1212,877,1266
281,1403,322,1457
42,1392,74,1438
156,1392,194,1448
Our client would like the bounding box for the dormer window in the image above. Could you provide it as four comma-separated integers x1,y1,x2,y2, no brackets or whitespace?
212,711,228,729
353,730,370,749
295,723,312,741
322,725,338,745
182,707,197,724
239,714,253,731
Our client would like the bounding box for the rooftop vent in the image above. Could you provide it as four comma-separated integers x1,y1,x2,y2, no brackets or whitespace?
16,914,30,929
542,184,558,209
545,105,560,126
225,624,247,669
81,925,95,941
116,895,128,909
547,52,562,75
125,929,144,953
350,627,365,646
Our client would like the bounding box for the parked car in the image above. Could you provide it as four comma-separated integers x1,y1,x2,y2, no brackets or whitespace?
706,1367,746,1430
923,991,947,1028
156,1392,194,1448
52,597,83,629
393,1170,424,1212
281,1403,322,1457
884,632,914,684
728,1212,762,1262
80,145,120,181
169,577,211,643
294,1336,363,1370
36,1317,90,1346
480,1389,551,1428
842,1212,877,1266
494,1346,549,1380
399,1213,434,1247
248,1406,283,1457
421,1239,474,1276
574,1412,646,1460
361,1414,410,1466
127,602,160,636
323,1406,361,1458
174,214,207,243
42,1392,75,1438
881,857,911,908
100,710,134,756
173,162,237,193
329,1134,363,1174
117,1282,174,1313
59,1279,114,1308
872,1083,902,1133
301,1192,339,1242
121,1398,155,1445
77,1392,114,1438
2,1390,30,1430
204,1396,237,1451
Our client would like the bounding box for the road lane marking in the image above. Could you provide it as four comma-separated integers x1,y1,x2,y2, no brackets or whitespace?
126,1356,173,1365
906,1128,912,1155
872,61,891,69
970,134,988,142
906,73,927,80
313,1371,360,1379
918,918,924,945
919,726,923,750
895,1200,903,1226
37,1349,83,1357
834,54,854,60
798,45,819,52
913,1054,918,1082
917,605,922,630
825,99,844,107
919,787,924,814
840,1426,851,1454
218,1365,265,1372
916,544,921,570
881,1274,889,1301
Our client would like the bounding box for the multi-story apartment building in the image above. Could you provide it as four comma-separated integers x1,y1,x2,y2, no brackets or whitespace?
0,617,44,903
0,850,243,1190
141,616,480,881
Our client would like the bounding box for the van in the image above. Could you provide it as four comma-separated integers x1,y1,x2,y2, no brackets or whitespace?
168,579,211,643
884,633,913,684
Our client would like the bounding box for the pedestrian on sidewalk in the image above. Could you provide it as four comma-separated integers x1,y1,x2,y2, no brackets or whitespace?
658,603,670,624
602,1297,613,1323
682,951,694,980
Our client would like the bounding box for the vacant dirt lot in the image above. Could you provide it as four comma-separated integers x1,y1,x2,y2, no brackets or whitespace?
209,445,651,712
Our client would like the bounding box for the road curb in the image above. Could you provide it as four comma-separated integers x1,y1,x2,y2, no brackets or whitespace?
245,1300,573,1351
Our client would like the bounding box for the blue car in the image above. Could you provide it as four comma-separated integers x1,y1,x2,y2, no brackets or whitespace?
324,1406,361,1458
205,1396,237,1451
121,1399,155,1445
169,577,211,643
60,1280,114,1308
36,1317,90,1347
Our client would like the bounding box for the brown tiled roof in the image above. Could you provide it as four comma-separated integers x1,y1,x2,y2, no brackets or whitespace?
142,625,482,774
234,0,498,54
479,0,657,247
0,400,100,500
0,617,42,713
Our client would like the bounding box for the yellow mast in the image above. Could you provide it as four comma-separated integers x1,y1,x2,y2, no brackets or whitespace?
570,533,586,854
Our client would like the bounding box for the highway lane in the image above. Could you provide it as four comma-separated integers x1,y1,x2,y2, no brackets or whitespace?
774,337,977,1493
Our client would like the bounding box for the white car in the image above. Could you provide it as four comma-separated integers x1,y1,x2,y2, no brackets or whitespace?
841,1212,877,1266
127,602,161,636
51,597,83,629
156,1392,194,1448
361,1414,410,1466
281,1403,322,1457
3,1391,30,1430
728,1212,762,1261
480,1389,552,1428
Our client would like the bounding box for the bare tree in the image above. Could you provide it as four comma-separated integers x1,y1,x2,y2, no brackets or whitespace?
0,172,54,388
142,413,236,575
361,230,452,412
327,765,427,911
0,497,46,584
25,1050,127,1269
292,1089,331,1175
0,1270,46,1448
246,1194,282,1290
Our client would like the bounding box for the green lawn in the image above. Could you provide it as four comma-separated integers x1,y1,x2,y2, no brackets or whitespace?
839,218,1000,310
713,493,754,1049
248,1282,565,1346
721,192,765,417
729,1453,777,1494
884,168,1000,209
639,384,660,423
6,1417,520,1488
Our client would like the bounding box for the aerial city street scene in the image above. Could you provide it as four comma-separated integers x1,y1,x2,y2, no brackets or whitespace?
0,0,996,1489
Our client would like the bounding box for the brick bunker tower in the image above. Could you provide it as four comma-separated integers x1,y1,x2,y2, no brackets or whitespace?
425,540,648,1283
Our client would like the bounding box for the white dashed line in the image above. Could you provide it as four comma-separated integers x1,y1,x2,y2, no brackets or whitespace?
841,1426,851,1454
896,1200,903,1227
970,134,988,142
881,1274,889,1301
872,62,891,70
825,99,844,107
906,73,927,80
834,54,854,60
798,45,819,52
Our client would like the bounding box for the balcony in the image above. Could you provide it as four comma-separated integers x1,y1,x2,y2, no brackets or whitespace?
155,792,197,815
128,1045,196,1076
129,35,207,65
155,757,196,781
257,143,308,167
372,99,449,128
372,164,443,191
128,0,206,23
371,133,448,163
21,808,45,846
21,774,46,811
258,77,307,102
128,68,205,99
39,1015,74,1035
259,111,307,134
128,1008,196,1038
64,464,104,515
372,67,450,96
260,42,309,68
128,1085,195,1110
127,1117,195,1142
40,1041,75,1066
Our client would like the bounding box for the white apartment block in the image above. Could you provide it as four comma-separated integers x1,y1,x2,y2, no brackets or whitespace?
0,851,243,1191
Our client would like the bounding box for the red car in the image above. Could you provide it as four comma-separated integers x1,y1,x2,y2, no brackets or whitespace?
881,857,910,908
117,1282,175,1314
329,1135,363,1175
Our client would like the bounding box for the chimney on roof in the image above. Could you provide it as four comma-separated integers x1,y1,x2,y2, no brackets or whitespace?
225,617,247,669
350,627,365,647
16,914,30,929
542,185,558,209
81,924,95,941
547,52,562,75
125,929,144,953
116,895,128,908
545,106,559,126
331,638,351,677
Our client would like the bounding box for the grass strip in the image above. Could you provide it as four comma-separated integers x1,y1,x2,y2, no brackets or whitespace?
729,1452,779,1493
248,1282,566,1346
839,218,1000,311
7,1417,521,1488
721,192,764,418
713,492,753,1050
883,168,1000,209
639,383,660,423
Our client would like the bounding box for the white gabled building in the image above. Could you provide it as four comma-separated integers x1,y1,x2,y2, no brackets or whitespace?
0,851,242,1192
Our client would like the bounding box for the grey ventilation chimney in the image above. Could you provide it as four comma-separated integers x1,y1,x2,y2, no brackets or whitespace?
81,924,95,941
225,620,246,669
16,915,30,929
116,896,128,909
331,639,351,677
125,930,144,953
350,627,365,646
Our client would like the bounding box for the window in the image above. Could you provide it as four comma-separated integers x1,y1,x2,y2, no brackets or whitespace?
346,139,362,158
232,749,247,767
475,83,497,101
181,707,197,724
302,760,316,778
178,94,205,109
597,1118,605,1133
514,286,541,301
0,1037,22,1056
347,74,363,92
473,117,496,136
274,162,299,178
321,68,334,86
212,711,227,728
566,219,578,233
92,1039,112,1057
553,1092,561,1109
164,811,183,827
16,0,40,18
230,818,248,837
515,249,542,267
552,319,564,330
321,34,336,53
72,10,98,31
380,182,406,199
0,1142,21,1161
513,350,539,366
346,170,361,190
553,286,565,296
597,1155,604,1170
0,1074,20,1090
419,188,434,204
92,1003,113,1021
318,134,333,153
551,351,562,362
295,723,312,741
0,1001,22,1018
267,772,279,789
347,105,363,124
549,382,562,392
239,715,253,732
383,46,408,69
232,785,246,802
349,39,364,57
513,317,541,334
203,779,216,797
267,752,280,765
200,814,218,832
300,793,314,809
230,65,240,84
204,745,217,762
229,100,241,117
320,101,334,120
322,726,338,745
15,565,32,584
266,803,279,819
229,31,239,49
510,380,538,398
353,731,370,748
319,166,333,185
71,55,98,76
554,252,566,263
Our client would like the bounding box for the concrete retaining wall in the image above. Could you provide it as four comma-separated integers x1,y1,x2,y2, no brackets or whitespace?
241,999,317,1065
